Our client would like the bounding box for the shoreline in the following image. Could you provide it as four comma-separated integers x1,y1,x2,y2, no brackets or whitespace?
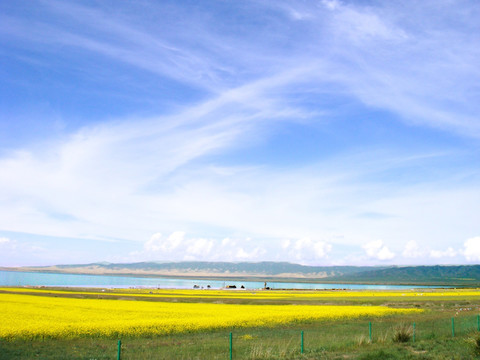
0,268,474,287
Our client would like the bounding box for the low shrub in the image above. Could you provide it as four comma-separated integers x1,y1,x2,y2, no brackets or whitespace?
473,334,480,354
392,323,412,343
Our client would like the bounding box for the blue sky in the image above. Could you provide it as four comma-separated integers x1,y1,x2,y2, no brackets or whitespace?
1,0,479,267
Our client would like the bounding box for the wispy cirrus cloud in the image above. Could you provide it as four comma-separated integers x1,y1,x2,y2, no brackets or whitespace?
0,0,480,266
1,0,479,138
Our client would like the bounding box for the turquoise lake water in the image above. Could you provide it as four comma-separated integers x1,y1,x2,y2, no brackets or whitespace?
0,270,442,290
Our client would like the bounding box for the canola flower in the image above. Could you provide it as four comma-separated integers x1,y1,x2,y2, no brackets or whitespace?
1,287,479,301
0,293,421,340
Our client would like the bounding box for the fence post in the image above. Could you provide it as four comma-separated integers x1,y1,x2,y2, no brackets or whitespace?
451,318,455,337
229,332,233,360
117,340,121,360
301,330,304,354
369,322,372,342
413,322,416,343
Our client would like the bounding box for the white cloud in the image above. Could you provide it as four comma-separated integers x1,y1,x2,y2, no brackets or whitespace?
283,237,332,263
221,238,235,247
331,3,408,44
142,232,270,262
281,239,291,249
185,238,214,257
166,232,185,250
236,247,265,260
293,237,310,251
430,247,457,259
322,0,341,11
144,233,162,252
363,240,395,260
402,240,423,258
140,232,332,264
463,237,480,262
0,237,10,244
144,231,185,253
312,241,333,258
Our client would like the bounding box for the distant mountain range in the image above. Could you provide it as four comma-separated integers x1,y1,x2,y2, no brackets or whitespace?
3,261,480,285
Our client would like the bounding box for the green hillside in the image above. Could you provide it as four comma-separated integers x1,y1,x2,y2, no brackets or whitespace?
330,265,480,285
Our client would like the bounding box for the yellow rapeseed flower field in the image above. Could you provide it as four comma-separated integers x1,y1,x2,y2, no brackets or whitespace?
0,292,421,340
2,287,480,301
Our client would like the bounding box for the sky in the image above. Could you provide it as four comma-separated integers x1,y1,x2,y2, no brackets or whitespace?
0,0,479,267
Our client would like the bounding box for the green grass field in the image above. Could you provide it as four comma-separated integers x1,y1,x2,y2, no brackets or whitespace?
1,287,480,359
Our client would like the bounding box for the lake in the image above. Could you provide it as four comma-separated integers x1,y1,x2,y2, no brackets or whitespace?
0,270,443,290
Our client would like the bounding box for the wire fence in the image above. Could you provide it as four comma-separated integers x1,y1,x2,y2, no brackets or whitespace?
111,313,480,359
